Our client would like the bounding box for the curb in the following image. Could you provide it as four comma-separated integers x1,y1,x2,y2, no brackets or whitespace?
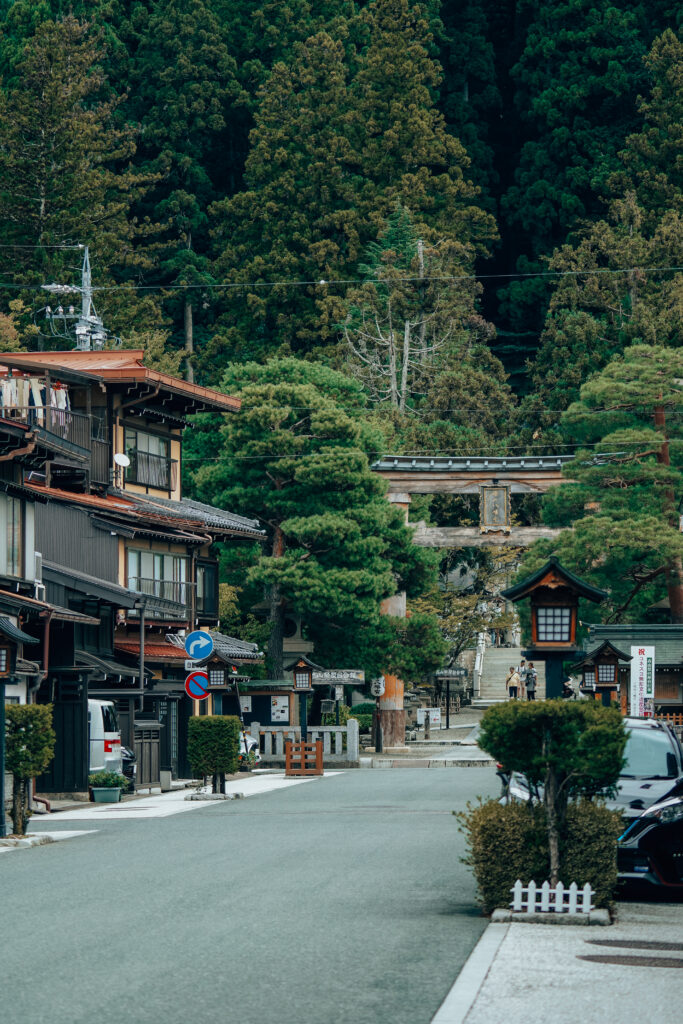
491,908,611,926
0,834,55,849
361,758,495,769
431,923,509,1024
185,792,245,801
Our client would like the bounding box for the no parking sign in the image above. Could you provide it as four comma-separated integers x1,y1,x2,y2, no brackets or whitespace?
185,670,209,700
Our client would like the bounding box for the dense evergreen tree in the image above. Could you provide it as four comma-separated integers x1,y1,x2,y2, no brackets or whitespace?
530,346,683,622
190,358,441,678
0,15,160,341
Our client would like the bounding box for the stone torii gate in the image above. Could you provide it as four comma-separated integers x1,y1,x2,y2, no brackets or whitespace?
369,453,574,746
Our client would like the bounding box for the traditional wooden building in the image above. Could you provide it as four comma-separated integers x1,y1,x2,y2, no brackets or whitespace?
0,348,264,793
586,624,683,713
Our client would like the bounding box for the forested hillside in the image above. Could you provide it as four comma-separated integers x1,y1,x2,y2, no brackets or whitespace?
0,0,681,435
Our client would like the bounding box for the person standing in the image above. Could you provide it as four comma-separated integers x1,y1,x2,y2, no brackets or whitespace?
526,662,538,701
506,665,521,700
517,658,527,699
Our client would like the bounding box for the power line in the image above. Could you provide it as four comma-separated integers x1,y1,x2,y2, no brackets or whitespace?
0,264,682,294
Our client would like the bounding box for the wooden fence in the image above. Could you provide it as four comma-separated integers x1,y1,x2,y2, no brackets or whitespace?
510,879,595,915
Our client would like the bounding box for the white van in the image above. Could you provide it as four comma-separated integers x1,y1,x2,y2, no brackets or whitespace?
88,699,123,774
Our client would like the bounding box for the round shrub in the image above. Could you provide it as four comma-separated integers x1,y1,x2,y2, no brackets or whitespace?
562,800,623,909
457,799,547,914
458,797,622,913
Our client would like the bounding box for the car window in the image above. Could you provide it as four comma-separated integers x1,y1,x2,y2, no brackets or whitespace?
623,727,678,778
102,705,119,733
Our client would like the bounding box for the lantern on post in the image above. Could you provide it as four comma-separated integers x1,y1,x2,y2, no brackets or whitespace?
501,557,607,698
573,641,631,709
285,656,323,741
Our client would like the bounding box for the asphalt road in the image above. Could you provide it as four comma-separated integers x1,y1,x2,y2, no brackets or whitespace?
1,767,497,1024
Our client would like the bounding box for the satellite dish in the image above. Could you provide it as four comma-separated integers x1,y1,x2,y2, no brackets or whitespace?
114,453,130,468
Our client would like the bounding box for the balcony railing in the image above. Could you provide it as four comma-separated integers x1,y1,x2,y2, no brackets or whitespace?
128,576,194,608
125,449,177,491
1,404,92,450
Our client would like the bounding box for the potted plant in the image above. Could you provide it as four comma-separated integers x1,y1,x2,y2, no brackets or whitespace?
89,771,127,803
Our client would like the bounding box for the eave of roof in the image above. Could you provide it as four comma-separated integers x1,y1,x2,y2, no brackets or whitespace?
0,350,240,413
502,556,608,604
43,561,187,617
0,615,40,644
0,588,100,623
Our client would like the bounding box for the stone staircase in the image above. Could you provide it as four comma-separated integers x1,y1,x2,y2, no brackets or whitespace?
472,647,546,707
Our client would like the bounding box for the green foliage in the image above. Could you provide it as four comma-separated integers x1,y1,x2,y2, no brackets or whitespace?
5,703,56,779
528,345,683,621
191,358,440,678
478,699,626,884
187,715,241,780
349,713,373,733
88,770,126,789
0,14,160,340
457,799,548,914
350,702,376,715
458,798,621,912
478,700,626,797
5,702,56,836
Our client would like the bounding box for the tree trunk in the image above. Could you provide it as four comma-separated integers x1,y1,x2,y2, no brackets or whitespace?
268,526,286,679
544,767,561,886
184,299,194,383
12,775,26,836
654,405,683,620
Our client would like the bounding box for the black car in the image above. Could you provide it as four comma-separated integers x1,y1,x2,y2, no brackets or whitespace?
121,745,137,790
618,793,683,892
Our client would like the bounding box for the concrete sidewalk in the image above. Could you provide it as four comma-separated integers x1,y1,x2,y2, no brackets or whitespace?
433,901,683,1024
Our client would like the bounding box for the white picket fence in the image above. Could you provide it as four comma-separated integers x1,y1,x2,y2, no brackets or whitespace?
510,879,595,915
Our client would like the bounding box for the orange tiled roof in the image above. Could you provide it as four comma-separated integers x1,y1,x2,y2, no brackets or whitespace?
115,641,187,660
26,483,138,513
0,350,239,413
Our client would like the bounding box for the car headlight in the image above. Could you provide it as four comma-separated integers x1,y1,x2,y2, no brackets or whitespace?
643,801,683,824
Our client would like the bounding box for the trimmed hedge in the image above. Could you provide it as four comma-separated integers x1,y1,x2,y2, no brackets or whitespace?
458,798,622,913
350,702,376,716
349,714,373,733
188,715,240,778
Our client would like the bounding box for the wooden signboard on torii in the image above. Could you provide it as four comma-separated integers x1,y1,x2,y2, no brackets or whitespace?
371,453,576,547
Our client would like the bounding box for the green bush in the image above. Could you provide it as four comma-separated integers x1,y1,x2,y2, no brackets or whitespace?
350,702,376,716
458,800,548,914
89,771,127,789
349,714,373,733
188,715,240,787
5,703,56,835
563,801,623,910
458,798,621,913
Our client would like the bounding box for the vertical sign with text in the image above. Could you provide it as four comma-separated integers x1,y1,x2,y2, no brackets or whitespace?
630,645,655,717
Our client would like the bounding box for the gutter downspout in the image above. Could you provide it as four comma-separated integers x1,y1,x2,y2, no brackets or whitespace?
137,598,147,712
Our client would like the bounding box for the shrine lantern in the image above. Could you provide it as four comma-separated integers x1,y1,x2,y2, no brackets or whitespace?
502,557,607,697
574,641,631,708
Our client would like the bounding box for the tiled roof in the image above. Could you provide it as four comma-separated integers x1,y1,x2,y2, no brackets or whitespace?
588,624,683,666
0,350,240,413
372,454,576,473
115,641,188,661
115,631,263,663
134,495,264,538
0,588,100,624
27,483,263,541
209,631,263,661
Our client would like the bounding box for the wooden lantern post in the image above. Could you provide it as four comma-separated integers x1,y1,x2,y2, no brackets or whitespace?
502,557,607,698
285,656,322,741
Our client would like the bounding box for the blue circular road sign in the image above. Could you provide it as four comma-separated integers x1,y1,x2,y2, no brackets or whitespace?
184,630,214,660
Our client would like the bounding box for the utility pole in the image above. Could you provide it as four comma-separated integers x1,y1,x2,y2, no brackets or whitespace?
42,246,112,350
